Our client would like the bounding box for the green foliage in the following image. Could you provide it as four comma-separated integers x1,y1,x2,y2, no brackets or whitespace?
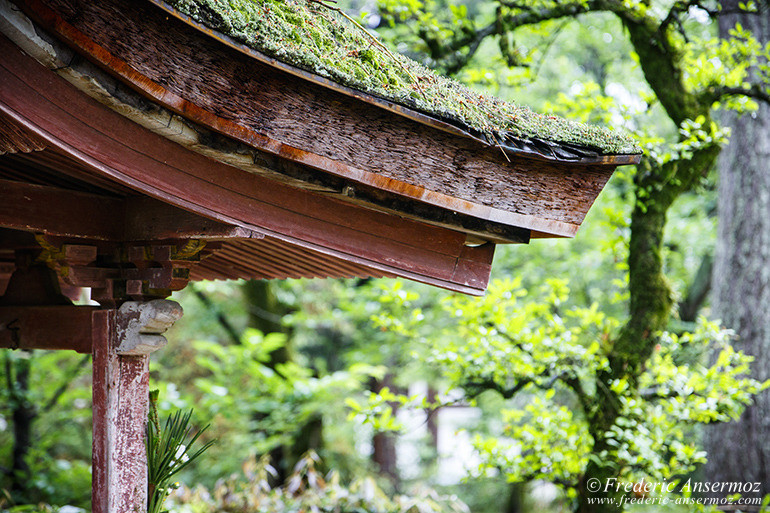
361,3,770,509
191,328,379,454
147,391,215,513
149,320,387,485
0,350,92,509
163,452,468,513
355,278,766,501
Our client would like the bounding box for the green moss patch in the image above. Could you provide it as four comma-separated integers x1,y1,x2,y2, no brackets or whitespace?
168,0,641,155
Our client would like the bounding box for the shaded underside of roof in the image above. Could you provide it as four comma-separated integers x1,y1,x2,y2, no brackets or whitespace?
161,0,642,158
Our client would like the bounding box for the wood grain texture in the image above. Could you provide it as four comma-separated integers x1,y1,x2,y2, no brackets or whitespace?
0,110,45,154
92,309,149,513
0,35,492,294
19,0,615,234
0,305,95,352
0,179,124,240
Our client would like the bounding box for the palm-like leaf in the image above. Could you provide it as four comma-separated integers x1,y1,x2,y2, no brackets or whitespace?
147,391,214,513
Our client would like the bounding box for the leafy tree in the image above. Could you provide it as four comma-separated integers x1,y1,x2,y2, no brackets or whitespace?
358,0,770,511
705,0,770,495
357,279,764,509
0,350,92,509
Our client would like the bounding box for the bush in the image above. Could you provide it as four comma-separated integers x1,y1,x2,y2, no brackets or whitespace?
165,452,468,513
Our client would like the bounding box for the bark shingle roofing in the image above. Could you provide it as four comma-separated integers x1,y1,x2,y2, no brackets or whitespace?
166,0,642,156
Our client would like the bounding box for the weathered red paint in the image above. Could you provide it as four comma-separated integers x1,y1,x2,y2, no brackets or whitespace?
13,0,620,238
0,306,96,352
92,309,150,513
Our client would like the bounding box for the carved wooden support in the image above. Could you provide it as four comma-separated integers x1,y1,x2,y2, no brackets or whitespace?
34,235,215,305
92,300,182,513
115,300,183,355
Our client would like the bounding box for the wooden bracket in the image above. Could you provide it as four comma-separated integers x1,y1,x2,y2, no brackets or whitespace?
32,235,216,305
115,300,183,355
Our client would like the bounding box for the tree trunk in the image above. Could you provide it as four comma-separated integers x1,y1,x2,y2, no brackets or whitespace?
8,354,35,501
705,0,770,496
371,374,399,489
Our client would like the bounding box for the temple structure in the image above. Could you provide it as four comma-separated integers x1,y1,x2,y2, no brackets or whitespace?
0,0,640,510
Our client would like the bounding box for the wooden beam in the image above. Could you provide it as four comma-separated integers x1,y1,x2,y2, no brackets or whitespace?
0,305,96,352
123,197,256,241
0,179,254,241
0,179,124,240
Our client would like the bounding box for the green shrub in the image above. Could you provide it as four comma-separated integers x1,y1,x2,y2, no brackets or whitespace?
164,452,468,513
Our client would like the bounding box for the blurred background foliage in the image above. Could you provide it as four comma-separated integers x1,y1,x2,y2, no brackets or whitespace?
2,0,769,512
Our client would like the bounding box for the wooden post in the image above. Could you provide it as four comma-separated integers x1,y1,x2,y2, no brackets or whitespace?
91,300,183,513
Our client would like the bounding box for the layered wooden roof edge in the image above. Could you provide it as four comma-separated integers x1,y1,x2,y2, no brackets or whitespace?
0,0,641,296
159,0,642,159
6,0,643,237
0,7,496,295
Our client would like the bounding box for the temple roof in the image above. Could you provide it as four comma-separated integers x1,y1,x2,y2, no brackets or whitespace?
162,0,641,157
0,0,641,296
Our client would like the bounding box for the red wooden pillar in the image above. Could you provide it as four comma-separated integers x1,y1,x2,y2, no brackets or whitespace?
91,300,183,513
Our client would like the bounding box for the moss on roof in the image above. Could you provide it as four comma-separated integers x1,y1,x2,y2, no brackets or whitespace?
168,0,641,155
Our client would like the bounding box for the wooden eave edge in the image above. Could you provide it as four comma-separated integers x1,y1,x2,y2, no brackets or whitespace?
4,0,638,240
0,6,497,296
0,56,490,296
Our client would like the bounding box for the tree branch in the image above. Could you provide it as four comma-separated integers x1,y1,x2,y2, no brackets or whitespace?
498,0,598,28
41,355,90,415
464,371,569,400
445,23,497,74
703,84,770,106
190,284,242,345
564,375,591,413
678,252,713,323
464,377,532,399
638,385,712,401
496,329,534,356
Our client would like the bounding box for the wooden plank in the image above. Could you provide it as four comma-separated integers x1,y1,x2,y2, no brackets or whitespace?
124,197,256,241
451,244,495,289
0,179,124,240
0,37,493,294
16,0,608,236
0,305,96,352
0,110,46,154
